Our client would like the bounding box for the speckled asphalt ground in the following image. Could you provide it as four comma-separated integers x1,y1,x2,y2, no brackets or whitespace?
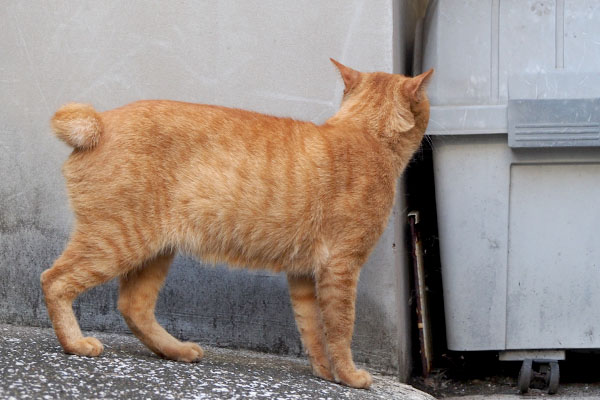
0,324,433,399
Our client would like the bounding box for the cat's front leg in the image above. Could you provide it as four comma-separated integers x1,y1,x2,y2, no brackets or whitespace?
315,258,372,389
287,274,333,381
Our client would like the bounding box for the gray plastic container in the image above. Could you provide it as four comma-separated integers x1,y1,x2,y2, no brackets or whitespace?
420,0,600,357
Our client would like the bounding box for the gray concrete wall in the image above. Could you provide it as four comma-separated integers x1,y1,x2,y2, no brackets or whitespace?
1,0,422,379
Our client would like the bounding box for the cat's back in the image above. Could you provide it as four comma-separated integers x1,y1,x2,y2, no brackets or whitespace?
101,99,300,143
62,98,327,215
64,99,304,179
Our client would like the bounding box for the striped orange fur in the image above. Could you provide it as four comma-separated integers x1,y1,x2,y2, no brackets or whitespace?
41,60,433,389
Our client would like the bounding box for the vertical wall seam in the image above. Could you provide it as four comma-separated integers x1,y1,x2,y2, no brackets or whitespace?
490,0,500,101
556,0,565,69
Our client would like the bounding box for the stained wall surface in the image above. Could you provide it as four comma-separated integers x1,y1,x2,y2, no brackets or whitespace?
1,0,422,379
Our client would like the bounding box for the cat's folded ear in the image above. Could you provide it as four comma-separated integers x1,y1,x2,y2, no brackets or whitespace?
393,107,416,135
330,58,361,91
404,69,434,103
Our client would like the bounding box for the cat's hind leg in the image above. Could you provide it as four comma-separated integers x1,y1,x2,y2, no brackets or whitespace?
315,257,372,389
287,274,334,381
41,231,131,357
118,252,203,362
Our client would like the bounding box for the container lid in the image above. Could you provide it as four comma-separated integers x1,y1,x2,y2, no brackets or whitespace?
420,0,600,136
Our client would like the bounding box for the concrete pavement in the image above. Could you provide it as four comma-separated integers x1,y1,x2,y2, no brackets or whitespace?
0,324,433,399
4,323,600,399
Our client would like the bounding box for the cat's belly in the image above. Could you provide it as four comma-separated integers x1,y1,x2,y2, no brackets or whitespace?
171,208,328,274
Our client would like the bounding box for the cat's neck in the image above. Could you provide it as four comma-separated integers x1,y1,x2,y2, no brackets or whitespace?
321,117,420,176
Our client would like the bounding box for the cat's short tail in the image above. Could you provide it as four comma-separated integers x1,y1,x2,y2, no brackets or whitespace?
51,103,103,149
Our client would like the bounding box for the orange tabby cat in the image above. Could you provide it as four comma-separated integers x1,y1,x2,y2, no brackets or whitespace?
41,59,432,389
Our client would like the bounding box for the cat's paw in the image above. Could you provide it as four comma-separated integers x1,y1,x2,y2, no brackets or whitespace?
312,364,335,381
165,341,204,362
65,337,104,357
337,368,372,389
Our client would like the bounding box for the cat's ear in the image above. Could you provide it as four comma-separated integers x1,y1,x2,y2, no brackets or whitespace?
404,69,434,103
330,58,361,91
392,107,416,135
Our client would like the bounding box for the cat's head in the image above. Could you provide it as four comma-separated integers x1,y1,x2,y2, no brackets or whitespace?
329,59,433,143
